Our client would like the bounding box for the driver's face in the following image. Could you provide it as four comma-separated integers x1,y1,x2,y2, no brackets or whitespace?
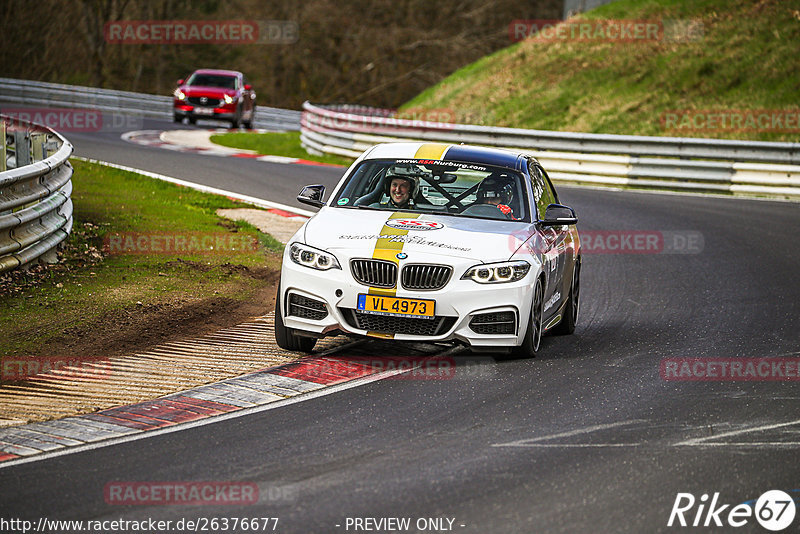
390,178,411,205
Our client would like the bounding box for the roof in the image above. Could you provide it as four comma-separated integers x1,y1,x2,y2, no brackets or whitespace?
190,69,243,77
363,142,526,171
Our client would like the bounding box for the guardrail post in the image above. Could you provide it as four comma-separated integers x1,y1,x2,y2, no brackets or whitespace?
14,130,31,167
0,119,5,172
31,132,47,162
44,134,59,158
38,248,60,265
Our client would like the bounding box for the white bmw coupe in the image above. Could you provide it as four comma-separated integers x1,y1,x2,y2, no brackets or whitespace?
276,142,580,357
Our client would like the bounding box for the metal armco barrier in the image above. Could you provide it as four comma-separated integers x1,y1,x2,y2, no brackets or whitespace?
300,102,800,198
0,115,74,273
0,77,301,131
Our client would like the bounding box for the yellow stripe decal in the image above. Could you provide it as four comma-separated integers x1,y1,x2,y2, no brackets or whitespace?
414,143,450,160
365,212,422,338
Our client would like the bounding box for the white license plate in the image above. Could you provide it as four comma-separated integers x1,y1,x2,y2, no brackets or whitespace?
357,294,435,319
194,107,214,115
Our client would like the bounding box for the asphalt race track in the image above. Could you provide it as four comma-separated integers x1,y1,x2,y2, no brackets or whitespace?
2,118,799,533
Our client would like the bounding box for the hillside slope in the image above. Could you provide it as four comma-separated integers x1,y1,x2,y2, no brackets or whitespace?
403,0,800,141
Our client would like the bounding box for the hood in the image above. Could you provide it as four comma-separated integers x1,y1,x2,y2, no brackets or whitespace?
302,207,534,263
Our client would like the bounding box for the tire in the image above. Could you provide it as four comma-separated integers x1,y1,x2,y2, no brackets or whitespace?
514,277,544,357
188,117,196,125
244,105,256,129
173,114,182,123
274,283,317,353
551,260,580,336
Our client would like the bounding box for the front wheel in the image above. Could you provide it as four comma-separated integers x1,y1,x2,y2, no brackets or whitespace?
243,106,256,129
274,283,317,353
230,106,241,129
514,278,544,358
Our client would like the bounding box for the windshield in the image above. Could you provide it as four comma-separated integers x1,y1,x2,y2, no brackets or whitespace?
332,159,530,222
186,73,238,89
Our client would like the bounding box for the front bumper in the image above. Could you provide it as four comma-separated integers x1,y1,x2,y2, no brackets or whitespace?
174,103,236,121
279,249,537,348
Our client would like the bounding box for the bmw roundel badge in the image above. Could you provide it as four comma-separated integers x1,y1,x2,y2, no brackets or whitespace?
396,253,408,260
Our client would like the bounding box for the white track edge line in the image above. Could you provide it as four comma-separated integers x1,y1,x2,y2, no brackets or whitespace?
0,364,419,470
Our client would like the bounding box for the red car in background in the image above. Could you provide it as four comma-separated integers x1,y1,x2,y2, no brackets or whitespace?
173,69,256,128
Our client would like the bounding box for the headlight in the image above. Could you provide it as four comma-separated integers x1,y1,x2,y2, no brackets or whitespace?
290,243,341,271
224,94,234,104
462,261,530,284
174,89,186,100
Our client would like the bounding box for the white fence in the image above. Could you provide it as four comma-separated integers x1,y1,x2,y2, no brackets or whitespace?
0,77,301,131
300,102,800,198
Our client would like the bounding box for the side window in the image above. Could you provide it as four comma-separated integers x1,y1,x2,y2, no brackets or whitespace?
540,168,557,218
529,162,550,220
541,167,558,204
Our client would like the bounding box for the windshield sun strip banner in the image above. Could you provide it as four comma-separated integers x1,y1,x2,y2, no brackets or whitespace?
414,143,451,160
442,145,521,169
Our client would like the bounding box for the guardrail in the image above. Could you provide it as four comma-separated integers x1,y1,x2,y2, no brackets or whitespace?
0,77,301,131
0,115,74,273
300,102,800,198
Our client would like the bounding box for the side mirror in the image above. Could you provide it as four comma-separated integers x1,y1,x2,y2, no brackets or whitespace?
244,84,253,91
177,79,184,86
297,184,325,208
541,204,577,226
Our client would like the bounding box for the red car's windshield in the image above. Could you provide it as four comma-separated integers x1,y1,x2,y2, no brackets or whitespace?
186,74,238,89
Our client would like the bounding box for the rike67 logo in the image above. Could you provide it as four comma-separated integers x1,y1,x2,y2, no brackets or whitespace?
668,490,797,530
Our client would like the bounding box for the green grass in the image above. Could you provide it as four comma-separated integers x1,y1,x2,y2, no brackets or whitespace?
0,160,283,358
402,0,800,142
210,131,354,166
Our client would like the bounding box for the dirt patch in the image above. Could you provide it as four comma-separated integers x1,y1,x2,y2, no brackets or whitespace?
33,271,279,362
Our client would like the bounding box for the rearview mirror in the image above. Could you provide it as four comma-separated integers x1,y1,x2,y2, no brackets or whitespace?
297,184,325,208
244,84,253,90
431,173,457,184
541,204,577,226
177,79,184,86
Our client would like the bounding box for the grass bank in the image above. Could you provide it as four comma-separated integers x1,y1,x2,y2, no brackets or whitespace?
0,160,283,360
403,0,800,142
